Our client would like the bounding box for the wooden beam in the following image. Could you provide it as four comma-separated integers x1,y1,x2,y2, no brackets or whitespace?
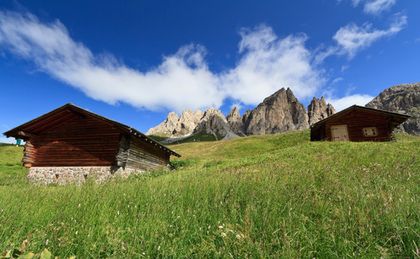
17,131,37,138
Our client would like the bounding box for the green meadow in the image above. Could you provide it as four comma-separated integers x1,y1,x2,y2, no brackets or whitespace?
0,131,419,258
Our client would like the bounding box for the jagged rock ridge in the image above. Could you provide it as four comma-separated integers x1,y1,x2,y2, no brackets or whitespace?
366,83,420,135
146,110,203,137
226,106,245,136
193,108,237,140
147,88,337,140
243,88,309,135
307,97,336,125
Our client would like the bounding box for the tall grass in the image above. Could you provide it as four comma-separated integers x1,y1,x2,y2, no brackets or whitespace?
0,131,419,257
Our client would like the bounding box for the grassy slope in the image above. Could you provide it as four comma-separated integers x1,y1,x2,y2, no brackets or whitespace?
149,133,218,144
0,131,419,257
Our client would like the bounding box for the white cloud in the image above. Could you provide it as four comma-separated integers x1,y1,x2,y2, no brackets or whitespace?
334,14,406,58
222,26,323,104
0,12,324,112
328,94,374,111
0,137,14,144
316,13,407,61
352,0,397,15
331,77,344,84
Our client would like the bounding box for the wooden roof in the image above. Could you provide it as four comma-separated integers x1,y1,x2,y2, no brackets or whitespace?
311,105,410,129
3,103,181,157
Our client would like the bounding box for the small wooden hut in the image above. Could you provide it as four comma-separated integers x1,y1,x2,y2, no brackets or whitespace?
310,105,410,142
4,104,180,184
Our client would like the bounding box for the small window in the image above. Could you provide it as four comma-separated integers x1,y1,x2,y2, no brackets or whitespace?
363,127,378,137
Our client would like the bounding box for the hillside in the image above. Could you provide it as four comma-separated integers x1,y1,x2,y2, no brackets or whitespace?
0,132,419,257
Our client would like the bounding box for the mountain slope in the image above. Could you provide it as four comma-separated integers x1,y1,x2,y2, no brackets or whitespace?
0,132,419,257
366,83,420,135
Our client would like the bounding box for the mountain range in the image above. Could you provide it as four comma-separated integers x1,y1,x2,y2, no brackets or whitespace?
147,87,336,142
147,83,420,142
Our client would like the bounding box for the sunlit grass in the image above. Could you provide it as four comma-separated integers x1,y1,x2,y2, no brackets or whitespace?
0,131,419,257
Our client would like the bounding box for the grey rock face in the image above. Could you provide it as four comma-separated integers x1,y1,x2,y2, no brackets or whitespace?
146,110,203,137
173,110,204,136
226,106,244,135
193,108,236,139
146,112,180,136
244,88,309,135
366,83,420,135
242,110,251,126
307,96,336,125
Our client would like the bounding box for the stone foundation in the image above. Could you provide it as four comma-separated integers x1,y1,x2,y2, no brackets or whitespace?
27,166,144,185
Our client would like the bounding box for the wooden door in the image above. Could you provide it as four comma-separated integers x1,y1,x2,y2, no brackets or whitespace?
331,125,349,141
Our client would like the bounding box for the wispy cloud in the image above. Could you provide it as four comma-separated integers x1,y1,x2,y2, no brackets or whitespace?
0,11,324,112
331,77,344,84
316,13,406,62
352,0,397,15
334,13,406,57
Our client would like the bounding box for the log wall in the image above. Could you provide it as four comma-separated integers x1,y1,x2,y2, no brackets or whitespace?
324,110,393,141
125,137,170,171
24,115,121,167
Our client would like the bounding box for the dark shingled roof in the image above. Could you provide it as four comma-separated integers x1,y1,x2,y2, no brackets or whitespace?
4,103,181,157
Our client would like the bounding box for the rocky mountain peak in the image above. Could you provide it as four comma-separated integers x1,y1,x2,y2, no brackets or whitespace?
146,109,204,137
307,96,336,125
146,112,179,136
193,108,236,139
227,106,241,120
366,83,420,134
180,110,203,121
202,108,226,120
167,112,179,122
243,87,309,135
226,106,244,135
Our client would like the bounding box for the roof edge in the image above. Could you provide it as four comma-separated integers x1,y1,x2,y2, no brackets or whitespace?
311,105,411,128
3,103,181,158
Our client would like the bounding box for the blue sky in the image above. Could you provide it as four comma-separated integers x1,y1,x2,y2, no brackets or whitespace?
0,0,419,143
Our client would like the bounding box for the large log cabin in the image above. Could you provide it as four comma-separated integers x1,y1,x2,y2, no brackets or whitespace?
3,104,180,184
310,105,410,142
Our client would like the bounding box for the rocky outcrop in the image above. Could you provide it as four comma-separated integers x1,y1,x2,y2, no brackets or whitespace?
366,83,420,135
146,112,180,136
146,110,203,137
173,110,204,136
242,110,251,126
307,97,336,125
194,108,236,140
243,88,309,135
226,106,244,135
